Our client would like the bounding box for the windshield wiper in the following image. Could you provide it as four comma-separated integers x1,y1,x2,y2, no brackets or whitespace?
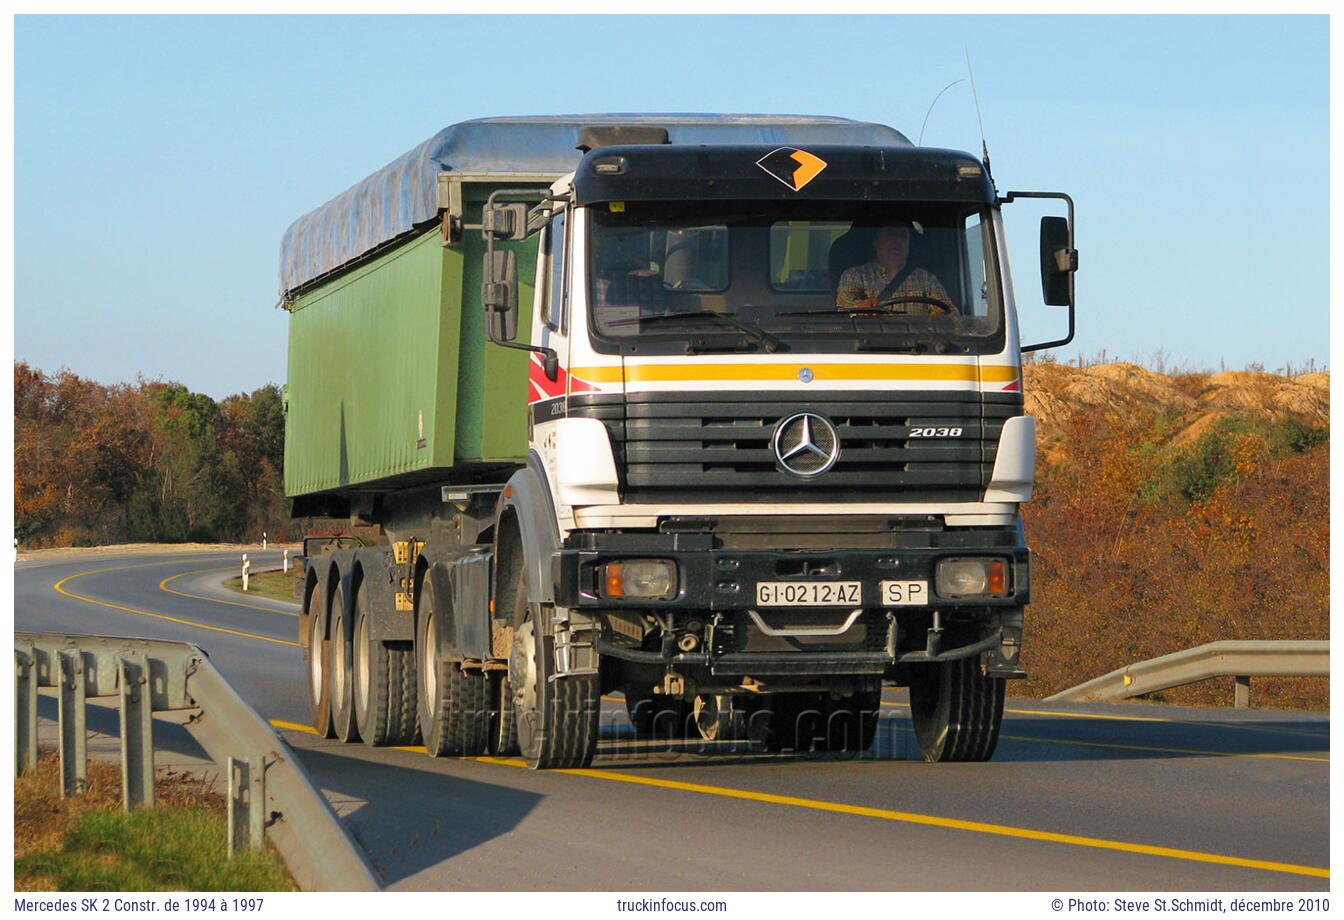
607,311,781,353
777,306,940,320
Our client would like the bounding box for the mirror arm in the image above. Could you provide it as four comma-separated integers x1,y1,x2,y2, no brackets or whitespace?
485,329,560,381
1000,190,1077,352
483,188,560,380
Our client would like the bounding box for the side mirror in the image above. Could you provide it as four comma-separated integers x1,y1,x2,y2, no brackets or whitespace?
1039,216,1077,307
482,203,529,242
482,250,518,342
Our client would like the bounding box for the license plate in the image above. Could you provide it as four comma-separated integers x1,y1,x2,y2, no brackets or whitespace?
880,580,929,606
755,581,862,606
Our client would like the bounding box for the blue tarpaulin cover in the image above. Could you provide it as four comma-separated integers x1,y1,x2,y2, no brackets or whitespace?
279,114,909,296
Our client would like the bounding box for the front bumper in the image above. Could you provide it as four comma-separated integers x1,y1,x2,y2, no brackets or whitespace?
553,532,1030,611
551,529,1030,681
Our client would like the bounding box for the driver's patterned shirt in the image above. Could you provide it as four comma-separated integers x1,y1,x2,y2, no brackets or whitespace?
835,261,954,314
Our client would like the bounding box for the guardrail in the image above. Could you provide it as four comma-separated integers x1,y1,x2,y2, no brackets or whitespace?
14,632,380,891
1045,639,1329,707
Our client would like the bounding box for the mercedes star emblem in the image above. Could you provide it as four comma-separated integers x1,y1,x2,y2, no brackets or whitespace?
772,413,841,478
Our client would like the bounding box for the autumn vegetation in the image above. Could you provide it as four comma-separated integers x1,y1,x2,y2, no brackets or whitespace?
1020,362,1329,709
15,363,289,547
12,360,1329,708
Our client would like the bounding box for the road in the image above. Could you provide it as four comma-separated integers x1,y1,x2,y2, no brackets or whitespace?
14,549,1330,891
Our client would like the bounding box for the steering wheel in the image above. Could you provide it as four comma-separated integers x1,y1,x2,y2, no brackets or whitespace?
862,293,958,316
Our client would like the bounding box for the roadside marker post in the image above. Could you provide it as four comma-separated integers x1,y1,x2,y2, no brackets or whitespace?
242,554,251,592
263,532,268,550
283,549,289,574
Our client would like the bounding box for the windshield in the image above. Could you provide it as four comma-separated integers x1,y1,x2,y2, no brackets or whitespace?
587,200,1001,354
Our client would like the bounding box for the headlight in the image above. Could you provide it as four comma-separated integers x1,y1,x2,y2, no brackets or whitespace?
936,558,1008,598
601,560,677,599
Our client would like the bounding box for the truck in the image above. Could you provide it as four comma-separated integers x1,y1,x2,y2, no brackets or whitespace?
282,114,1076,769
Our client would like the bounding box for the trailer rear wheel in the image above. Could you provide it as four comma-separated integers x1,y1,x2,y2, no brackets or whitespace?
416,577,489,756
305,581,335,738
908,657,1005,762
329,587,360,742
510,605,599,770
693,694,747,743
353,580,418,746
750,693,826,753
820,689,881,755
624,688,693,741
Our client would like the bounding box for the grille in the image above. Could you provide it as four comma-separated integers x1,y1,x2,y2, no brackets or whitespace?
569,390,1022,504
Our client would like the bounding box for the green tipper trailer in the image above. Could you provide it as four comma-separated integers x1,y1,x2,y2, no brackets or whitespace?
283,196,541,502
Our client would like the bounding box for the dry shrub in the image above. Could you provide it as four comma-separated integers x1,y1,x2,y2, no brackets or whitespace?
1021,392,1328,710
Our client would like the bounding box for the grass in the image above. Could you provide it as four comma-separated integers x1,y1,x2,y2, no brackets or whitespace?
223,569,299,604
15,752,295,892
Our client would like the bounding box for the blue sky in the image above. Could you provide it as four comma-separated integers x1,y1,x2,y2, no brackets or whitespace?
13,14,1330,397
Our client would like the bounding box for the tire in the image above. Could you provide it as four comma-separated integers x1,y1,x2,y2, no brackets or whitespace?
305,580,335,738
820,688,881,755
329,584,359,743
353,578,418,746
908,656,1006,763
624,687,693,741
510,603,599,770
490,671,519,756
416,574,489,757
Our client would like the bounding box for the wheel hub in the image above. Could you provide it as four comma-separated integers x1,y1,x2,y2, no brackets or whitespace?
308,616,323,698
422,613,438,704
354,613,369,715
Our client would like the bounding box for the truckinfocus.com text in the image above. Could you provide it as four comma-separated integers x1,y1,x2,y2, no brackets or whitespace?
615,898,729,912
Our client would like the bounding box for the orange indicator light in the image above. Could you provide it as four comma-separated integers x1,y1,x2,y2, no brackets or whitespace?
988,560,1007,595
605,563,625,598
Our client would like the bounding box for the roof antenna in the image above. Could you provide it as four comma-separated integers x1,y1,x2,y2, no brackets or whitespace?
917,78,966,146
965,47,992,182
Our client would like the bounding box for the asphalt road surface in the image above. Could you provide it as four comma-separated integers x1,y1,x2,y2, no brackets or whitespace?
14,549,1330,891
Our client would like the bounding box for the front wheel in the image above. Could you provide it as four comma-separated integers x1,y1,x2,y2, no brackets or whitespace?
908,657,1005,762
509,605,599,769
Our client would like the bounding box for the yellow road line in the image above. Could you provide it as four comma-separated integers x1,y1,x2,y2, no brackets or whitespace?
604,694,1323,763
160,567,299,617
1001,705,1331,740
269,718,1326,880
885,698,1331,742
53,565,301,648
991,732,1328,764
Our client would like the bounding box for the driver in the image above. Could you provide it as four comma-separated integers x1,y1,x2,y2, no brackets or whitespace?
835,221,955,315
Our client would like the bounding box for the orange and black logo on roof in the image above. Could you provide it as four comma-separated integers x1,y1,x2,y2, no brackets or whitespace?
756,147,828,191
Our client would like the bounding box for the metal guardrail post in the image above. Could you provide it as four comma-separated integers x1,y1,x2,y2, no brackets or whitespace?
118,655,155,809
228,755,266,855
58,650,87,796
1235,675,1251,709
17,632,380,890
16,648,37,776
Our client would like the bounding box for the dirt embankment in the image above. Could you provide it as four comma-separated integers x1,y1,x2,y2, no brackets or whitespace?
1024,363,1329,459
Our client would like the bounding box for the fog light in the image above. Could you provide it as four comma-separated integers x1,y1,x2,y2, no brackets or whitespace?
936,558,1009,598
601,560,676,599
